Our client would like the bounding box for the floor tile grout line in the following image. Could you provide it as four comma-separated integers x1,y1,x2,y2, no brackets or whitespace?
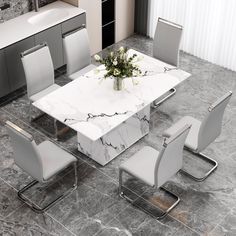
0,176,18,192
168,214,202,236
207,211,231,235
4,203,26,220
45,212,78,236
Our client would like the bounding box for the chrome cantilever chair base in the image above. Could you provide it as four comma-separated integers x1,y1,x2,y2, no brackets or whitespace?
18,162,78,214
29,101,59,140
152,88,177,108
118,169,180,220
181,147,218,182
28,101,45,123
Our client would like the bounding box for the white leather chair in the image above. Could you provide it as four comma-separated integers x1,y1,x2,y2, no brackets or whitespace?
119,125,191,219
163,91,232,181
63,27,96,80
153,18,183,107
21,43,61,122
5,121,78,213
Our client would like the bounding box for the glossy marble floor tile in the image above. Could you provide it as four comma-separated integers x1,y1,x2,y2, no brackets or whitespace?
0,34,235,235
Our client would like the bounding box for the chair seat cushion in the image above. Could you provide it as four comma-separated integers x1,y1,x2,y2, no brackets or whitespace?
30,84,61,102
69,64,97,80
163,116,201,151
38,141,76,181
120,146,160,187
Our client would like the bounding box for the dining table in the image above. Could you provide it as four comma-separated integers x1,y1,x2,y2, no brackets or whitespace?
33,49,191,165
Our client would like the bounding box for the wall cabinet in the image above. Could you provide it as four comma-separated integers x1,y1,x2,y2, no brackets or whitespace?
5,36,35,92
35,25,64,69
79,0,135,54
0,49,10,97
0,13,86,98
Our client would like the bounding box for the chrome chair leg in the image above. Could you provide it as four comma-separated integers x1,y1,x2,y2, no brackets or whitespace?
153,88,176,108
54,119,58,140
17,162,78,214
29,101,32,122
180,148,218,182
118,169,180,220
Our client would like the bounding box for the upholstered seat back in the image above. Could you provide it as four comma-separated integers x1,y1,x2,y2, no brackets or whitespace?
5,121,43,182
21,44,54,99
153,18,183,67
154,125,190,188
197,91,232,152
63,28,91,76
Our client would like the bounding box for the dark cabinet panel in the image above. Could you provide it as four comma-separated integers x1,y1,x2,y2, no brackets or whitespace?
6,36,35,92
35,25,63,69
0,49,10,97
61,13,86,34
102,0,115,49
102,0,115,26
102,22,115,49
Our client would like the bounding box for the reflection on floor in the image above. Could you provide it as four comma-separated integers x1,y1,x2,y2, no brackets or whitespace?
0,34,235,236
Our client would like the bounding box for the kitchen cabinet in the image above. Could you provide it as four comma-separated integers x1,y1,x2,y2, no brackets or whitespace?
0,49,10,97
35,25,64,69
61,14,86,34
0,13,86,98
5,36,35,92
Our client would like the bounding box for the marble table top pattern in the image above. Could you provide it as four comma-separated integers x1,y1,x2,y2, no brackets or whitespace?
33,49,191,141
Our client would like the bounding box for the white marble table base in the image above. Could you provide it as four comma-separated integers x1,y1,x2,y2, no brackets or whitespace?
77,106,150,165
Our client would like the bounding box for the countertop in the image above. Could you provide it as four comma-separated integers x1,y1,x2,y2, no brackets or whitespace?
0,1,85,49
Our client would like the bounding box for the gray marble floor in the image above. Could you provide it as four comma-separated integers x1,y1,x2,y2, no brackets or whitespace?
0,34,235,236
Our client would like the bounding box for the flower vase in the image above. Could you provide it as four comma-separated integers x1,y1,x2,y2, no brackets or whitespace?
113,77,123,91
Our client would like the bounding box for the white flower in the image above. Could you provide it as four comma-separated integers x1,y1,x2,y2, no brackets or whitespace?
119,46,125,52
114,69,121,76
94,54,101,61
113,59,118,66
110,52,114,57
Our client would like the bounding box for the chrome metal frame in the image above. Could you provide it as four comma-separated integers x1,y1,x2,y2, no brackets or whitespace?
18,162,78,214
180,147,218,182
62,24,86,38
152,88,177,108
28,101,59,139
119,169,180,220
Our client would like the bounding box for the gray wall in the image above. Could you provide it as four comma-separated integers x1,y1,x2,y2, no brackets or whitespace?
0,0,56,21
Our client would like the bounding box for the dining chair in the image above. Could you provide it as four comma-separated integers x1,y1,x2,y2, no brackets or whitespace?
163,91,232,181
153,17,183,107
5,120,78,213
21,43,61,122
119,124,191,219
63,27,96,80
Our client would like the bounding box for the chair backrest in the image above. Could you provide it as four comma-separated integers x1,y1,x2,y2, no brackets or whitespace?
153,18,183,67
63,27,91,76
197,91,232,152
154,125,191,188
5,121,43,182
21,43,55,99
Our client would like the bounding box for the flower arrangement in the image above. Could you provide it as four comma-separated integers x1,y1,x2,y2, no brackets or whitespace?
94,47,142,90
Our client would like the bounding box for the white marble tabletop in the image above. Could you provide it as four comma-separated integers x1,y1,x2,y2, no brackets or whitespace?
33,49,191,141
